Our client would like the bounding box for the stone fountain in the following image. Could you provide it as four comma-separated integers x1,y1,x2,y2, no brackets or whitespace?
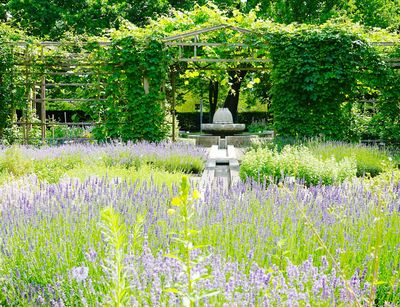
200,108,245,149
201,108,245,137
189,108,267,148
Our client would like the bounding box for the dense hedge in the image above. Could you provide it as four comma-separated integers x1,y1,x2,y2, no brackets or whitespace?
176,112,272,131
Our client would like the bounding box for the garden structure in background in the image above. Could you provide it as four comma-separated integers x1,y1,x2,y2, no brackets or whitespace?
1,21,399,146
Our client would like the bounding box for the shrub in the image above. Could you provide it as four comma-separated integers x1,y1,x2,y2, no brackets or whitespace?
33,155,84,183
87,37,170,142
0,146,32,176
101,152,204,174
307,141,393,177
240,145,357,185
152,155,204,174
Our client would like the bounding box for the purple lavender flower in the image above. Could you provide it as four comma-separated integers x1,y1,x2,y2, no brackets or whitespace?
70,266,89,282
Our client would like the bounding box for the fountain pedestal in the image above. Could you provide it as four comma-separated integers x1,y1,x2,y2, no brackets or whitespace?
200,108,245,149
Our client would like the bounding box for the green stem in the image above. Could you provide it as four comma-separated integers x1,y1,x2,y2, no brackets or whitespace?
183,200,194,306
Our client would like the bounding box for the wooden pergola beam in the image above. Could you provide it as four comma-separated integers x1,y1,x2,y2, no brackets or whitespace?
177,58,270,63
162,24,255,42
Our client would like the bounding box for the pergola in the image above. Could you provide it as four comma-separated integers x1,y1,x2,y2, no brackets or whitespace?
6,24,399,144
162,24,271,140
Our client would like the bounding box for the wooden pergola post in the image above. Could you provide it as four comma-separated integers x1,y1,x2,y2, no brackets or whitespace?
171,69,176,142
40,45,46,144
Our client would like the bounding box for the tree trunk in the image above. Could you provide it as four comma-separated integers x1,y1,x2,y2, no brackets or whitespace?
223,70,247,122
208,80,219,123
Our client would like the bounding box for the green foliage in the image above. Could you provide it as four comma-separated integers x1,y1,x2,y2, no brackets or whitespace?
166,176,218,305
307,141,394,177
368,44,400,144
343,0,400,31
1,4,400,144
88,36,170,142
0,144,204,186
0,24,27,140
100,206,131,306
0,148,84,182
273,0,342,24
0,146,32,176
151,155,204,174
240,145,357,185
266,24,384,141
0,39,13,139
33,155,84,183
4,0,400,40
5,0,170,39
46,125,92,144
246,118,272,133
101,151,204,174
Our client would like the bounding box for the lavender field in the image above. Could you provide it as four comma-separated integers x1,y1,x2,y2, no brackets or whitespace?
0,143,399,305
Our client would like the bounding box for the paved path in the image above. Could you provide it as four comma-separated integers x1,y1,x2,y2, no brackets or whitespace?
199,145,241,193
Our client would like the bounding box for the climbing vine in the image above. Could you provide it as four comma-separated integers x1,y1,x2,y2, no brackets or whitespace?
266,24,387,141
0,24,28,143
0,37,14,139
87,36,171,142
1,5,399,144
369,44,400,143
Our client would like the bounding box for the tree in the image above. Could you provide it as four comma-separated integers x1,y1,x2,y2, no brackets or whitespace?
342,0,400,31
273,0,342,24
223,70,248,122
4,0,170,38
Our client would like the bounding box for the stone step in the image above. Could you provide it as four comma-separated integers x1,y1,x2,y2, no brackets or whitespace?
199,145,241,193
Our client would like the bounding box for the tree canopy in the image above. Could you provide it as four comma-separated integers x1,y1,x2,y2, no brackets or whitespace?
1,0,400,39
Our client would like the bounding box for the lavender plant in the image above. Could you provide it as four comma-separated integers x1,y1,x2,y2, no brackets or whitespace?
0,147,398,304
0,141,207,184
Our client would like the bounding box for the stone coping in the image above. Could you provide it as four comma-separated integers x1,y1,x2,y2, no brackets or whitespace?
201,123,245,130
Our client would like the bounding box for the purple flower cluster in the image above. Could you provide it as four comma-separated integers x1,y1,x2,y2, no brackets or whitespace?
121,244,372,305
0,171,398,304
0,244,372,305
0,141,208,161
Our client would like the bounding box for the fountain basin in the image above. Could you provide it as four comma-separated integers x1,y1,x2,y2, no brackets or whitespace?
201,123,245,136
